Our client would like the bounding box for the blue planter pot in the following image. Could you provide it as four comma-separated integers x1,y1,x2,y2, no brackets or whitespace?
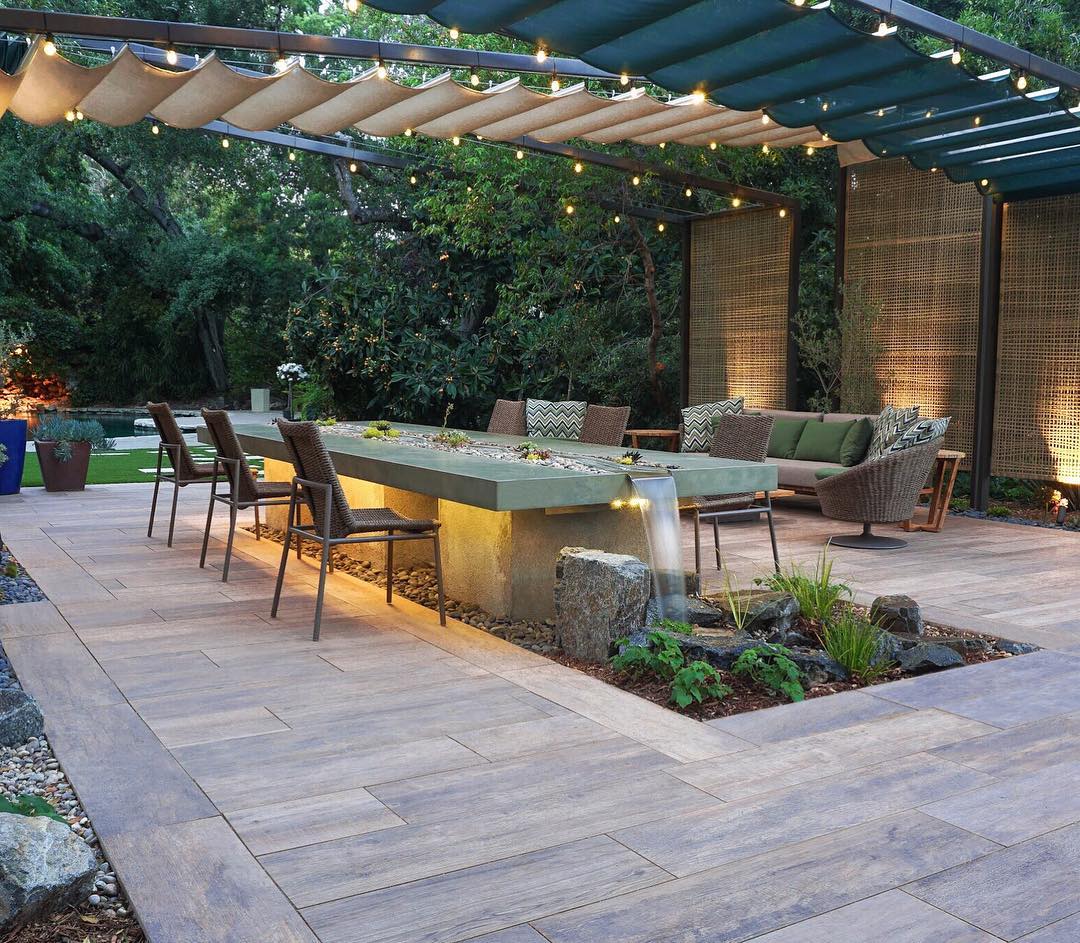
0,419,27,495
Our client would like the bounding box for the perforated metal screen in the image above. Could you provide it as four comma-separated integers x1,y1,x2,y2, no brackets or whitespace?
993,194,1080,484
687,210,792,409
843,159,982,455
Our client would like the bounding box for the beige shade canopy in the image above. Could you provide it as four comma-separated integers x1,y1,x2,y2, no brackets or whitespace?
0,38,833,150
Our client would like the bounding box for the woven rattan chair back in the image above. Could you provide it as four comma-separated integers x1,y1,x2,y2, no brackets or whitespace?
276,419,355,538
486,399,527,436
580,404,631,447
201,409,257,503
147,402,200,480
709,414,773,463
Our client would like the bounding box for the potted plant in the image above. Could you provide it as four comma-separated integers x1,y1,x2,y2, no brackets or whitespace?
276,362,308,420
0,325,32,496
32,419,112,492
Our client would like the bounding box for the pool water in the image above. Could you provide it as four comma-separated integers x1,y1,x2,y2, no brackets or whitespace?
27,411,144,438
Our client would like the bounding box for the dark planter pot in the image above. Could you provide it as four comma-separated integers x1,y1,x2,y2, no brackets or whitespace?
34,440,92,492
0,419,28,495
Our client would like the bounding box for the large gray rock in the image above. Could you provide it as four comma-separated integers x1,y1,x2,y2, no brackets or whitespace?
0,812,98,932
711,591,800,640
897,642,964,672
0,690,44,748
554,548,651,663
870,594,923,637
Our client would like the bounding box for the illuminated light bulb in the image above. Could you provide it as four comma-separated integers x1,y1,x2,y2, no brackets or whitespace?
779,208,787,218
65,109,76,122
761,113,770,124
761,143,770,154
535,46,547,64
822,133,830,141
404,128,413,137
877,107,886,117
466,185,472,192
550,74,561,92
620,72,629,86
574,161,583,173
692,90,706,103
793,0,806,6
165,47,178,65
631,175,640,186
349,161,358,172
657,222,665,232
980,178,989,186
42,36,57,56
732,197,741,208
476,134,483,140
658,141,666,148
346,0,359,10
274,53,289,72
565,204,574,215
610,498,625,509
75,110,83,120
452,136,461,146
151,122,160,135
806,145,815,156
875,20,894,37
376,60,387,79
221,138,229,148
973,116,982,126
515,149,524,159
821,100,829,111
470,68,479,86
951,44,962,65
613,214,621,223
930,166,938,172
685,187,693,197
448,27,459,40
288,150,296,161
1016,72,1028,90
409,174,417,184
709,141,717,150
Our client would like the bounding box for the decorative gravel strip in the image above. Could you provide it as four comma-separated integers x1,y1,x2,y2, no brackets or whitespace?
951,508,1080,531
0,548,46,606
248,526,558,654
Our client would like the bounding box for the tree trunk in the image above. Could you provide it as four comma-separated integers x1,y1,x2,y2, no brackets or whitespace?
196,313,229,394
626,214,667,411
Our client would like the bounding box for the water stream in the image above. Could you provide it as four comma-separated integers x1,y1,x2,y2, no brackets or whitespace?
629,474,688,624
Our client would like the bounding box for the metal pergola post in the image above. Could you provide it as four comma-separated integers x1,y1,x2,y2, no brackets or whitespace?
971,195,1003,511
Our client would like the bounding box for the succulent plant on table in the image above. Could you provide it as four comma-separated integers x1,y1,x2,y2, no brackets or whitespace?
616,450,642,466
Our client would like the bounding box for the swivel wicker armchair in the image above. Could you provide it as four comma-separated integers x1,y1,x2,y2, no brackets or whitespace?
817,439,942,549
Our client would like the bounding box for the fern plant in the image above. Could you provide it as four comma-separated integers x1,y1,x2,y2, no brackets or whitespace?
732,643,806,702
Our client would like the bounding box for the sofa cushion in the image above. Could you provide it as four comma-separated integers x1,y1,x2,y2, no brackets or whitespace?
773,459,838,490
840,417,874,466
525,399,586,440
767,419,808,459
758,409,824,422
886,416,951,454
793,420,853,463
680,398,744,452
824,412,876,423
867,405,920,460
815,466,846,481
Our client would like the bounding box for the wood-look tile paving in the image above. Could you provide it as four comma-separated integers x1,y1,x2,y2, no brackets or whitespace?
2,483,1079,943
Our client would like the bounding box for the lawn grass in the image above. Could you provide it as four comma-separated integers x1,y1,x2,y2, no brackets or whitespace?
19,446,262,487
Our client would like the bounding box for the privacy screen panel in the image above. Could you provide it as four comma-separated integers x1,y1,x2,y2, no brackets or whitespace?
687,210,792,409
993,194,1080,484
843,159,982,454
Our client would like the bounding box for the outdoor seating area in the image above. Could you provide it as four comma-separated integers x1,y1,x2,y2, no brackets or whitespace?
1,0,1079,941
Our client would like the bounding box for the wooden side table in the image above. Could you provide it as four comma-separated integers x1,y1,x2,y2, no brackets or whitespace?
625,428,680,452
901,449,965,533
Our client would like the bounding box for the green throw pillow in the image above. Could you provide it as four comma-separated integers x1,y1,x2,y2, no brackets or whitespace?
793,420,852,463
766,419,808,459
840,417,874,466
815,467,846,480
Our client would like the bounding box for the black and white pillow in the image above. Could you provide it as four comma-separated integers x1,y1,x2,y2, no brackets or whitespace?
680,398,744,452
885,416,951,454
866,405,920,460
525,399,587,440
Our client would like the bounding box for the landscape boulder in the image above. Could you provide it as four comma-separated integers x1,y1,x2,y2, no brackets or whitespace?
996,639,1039,655
0,690,44,748
710,591,800,640
554,548,650,663
896,642,964,672
0,812,97,932
870,594,923,636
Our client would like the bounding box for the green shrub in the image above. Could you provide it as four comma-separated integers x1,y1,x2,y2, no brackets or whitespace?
757,547,851,622
722,568,753,632
293,377,336,420
611,632,731,709
0,793,67,824
987,505,1011,518
732,643,806,702
949,497,970,512
3,560,17,579
32,418,113,462
822,607,893,681
671,661,732,709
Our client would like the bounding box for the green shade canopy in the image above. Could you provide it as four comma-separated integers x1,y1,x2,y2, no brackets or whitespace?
365,0,1080,200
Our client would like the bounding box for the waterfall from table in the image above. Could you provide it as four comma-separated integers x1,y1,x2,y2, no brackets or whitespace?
629,474,687,624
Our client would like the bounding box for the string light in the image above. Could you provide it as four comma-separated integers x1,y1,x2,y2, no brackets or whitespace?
709,141,717,150
613,214,621,223
685,187,693,197
973,116,982,126
806,145,815,156
980,178,989,186
620,72,629,86
657,222,665,232
535,45,547,64
632,175,640,186
376,58,387,79
516,149,524,159
1016,72,1028,90
349,161,358,172
574,161,583,173
565,204,574,215
761,114,770,124
42,35,57,56
550,71,561,92
692,90,706,103
64,109,76,122
165,47,178,65
779,208,787,218
448,27,460,40
761,143,770,154
404,128,413,137
221,138,229,148
470,67,480,86
346,0,359,10
288,150,296,161
732,197,741,208
951,44,962,65
150,121,160,135
452,135,461,146
274,51,289,72
409,174,417,184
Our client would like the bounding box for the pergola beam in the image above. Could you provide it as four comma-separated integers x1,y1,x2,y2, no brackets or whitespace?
0,7,628,79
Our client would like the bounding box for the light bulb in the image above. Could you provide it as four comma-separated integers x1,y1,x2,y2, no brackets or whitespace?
951,45,962,65
779,208,787,218
1016,72,1028,90
550,75,560,92
657,222,665,232
565,204,574,215
658,141,666,148
930,166,938,172
762,144,770,154
349,161,358,172
274,53,289,72
980,178,989,186
376,61,387,79
42,36,57,56
692,90,706,103
536,46,547,63
877,107,886,117
470,68,479,86
409,174,417,184
346,0,359,10
632,175,640,186
222,138,229,148
685,187,692,197
288,150,296,161
165,47,178,65
516,149,524,159
620,73,629,86
806,145,815,156
452,136,460,146
476,135,483,140
466,185,472,192
151,123,160,135
449,27,459,40
732,197,741,208
761,114,770,124
613,214,621,223
64,109,76,122
925,109,934,118
821,101,829,111
709,141,717,150
822,133,830,141
974,116,982,126
574,161,583,173
75,110,83,120
404,128,413,137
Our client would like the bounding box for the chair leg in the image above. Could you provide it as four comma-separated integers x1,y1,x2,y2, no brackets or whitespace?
313,538,330,642
432,530,446,626
199,488,216,569
294,501,302,560
167,477,180,548
764,493,781,573
385,531,394,605
253,502,261,540
148,471,162,538
221,499,238,582
693,510,701,582
712,517,722,570
270,512,294,619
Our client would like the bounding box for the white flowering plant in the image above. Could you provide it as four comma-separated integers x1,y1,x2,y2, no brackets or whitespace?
276,362,309,384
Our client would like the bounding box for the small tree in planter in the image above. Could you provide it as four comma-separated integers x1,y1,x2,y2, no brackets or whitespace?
276,362,308,420
32,419,113,492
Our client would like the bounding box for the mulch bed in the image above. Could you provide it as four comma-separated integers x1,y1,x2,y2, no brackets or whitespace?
1,909,143,943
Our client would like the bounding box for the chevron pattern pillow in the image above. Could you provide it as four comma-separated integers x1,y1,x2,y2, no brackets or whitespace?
866,405,920,460
525,399,587,440
680,398,744,452
885,416,951,455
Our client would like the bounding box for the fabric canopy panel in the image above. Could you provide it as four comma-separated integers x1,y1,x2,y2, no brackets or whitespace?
0,39,831,150
362,0,1080,199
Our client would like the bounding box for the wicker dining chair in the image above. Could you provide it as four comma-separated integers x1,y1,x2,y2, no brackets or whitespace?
270,419,446,640
198,409,294,581
486,399,527,436
682,413,780,578
817,439,942,549
580,404,632,447
146,402,223,547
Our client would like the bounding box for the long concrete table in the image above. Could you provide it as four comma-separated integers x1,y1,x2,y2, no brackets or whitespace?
204,422,777,620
